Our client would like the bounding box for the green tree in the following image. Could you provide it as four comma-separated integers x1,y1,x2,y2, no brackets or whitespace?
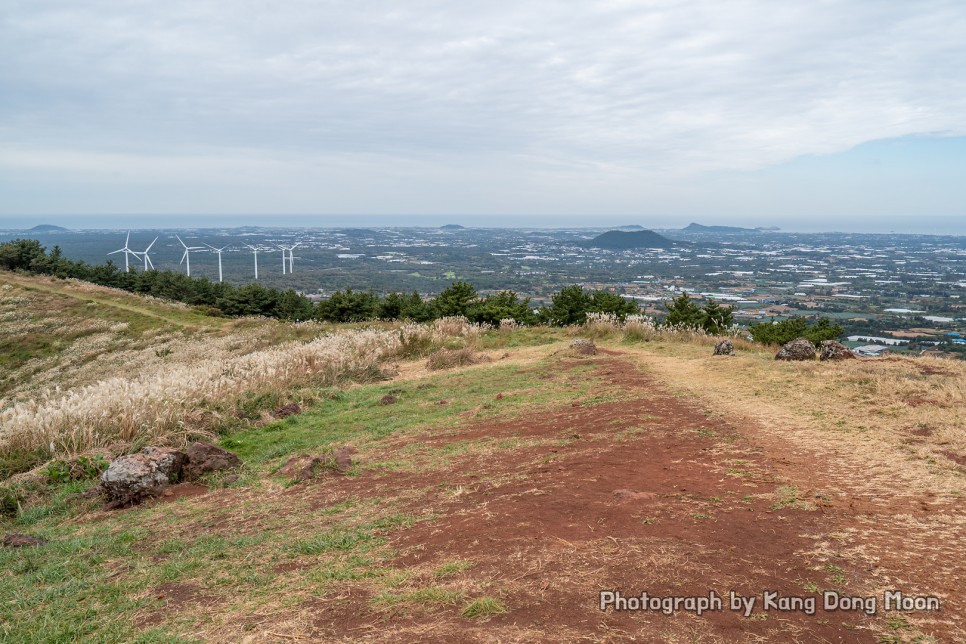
663,292,704,329
748,317,843,346
432,281,477,318
545,285,594,326
470,290,535,326
701,298,734,334
589,291,639,320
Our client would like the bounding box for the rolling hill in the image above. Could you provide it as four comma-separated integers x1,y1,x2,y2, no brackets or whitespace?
1,271,964,642
585,229,676,249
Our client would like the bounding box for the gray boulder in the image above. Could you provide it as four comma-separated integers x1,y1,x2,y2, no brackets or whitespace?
570,339,598,356
775,337,817,361
183,442,241,480
100,447,187,507
713,339,735,356
819,340,855,361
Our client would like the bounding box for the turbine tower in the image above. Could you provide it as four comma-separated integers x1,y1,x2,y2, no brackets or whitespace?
278,245,288,275
287,242,301,274
107,231,138,272
245,245,263,279
204,243,229,283
132,237,158,271
176,235,205,277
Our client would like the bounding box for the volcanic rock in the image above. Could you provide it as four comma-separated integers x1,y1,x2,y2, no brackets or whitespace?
183,442,241,480
570,339,598,356
819,340,856,361
713,339,735,356
100,447,187,507
3,533,48,548
775,338,817,361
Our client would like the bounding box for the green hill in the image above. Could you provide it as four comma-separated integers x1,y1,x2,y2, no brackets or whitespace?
585,229,676,249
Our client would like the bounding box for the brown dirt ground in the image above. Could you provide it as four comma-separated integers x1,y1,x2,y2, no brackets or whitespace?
129,349,960,642
282,356,923,642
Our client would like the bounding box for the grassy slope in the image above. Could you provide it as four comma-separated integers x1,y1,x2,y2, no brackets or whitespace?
2,274,964,641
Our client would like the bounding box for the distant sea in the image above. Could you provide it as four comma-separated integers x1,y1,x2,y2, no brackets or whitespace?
0,214,964,235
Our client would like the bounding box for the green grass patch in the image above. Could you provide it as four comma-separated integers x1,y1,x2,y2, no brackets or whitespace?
461,596,507,618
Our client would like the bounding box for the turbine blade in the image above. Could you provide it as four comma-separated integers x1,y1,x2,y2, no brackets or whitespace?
180,250,188,265
107,249,124,255
176,235,188,249
146,237,158,252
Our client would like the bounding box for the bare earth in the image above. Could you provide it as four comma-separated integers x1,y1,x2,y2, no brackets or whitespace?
223,349,962,642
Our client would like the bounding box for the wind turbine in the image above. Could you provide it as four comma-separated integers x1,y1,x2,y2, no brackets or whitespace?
287,242,301,274
245,245,264,279
204,243,229,283
176,235,205,277
131,237,158,271
278,245,288,275
107,231,138,272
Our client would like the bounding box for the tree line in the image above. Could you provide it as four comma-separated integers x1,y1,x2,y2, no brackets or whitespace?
1,238,747,333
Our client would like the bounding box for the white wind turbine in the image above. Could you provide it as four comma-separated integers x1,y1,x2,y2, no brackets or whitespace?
176,235,205,277
131,237,159,271
204,243,229,283
107,231,138,272
278,245,289,274
287,242,301,274
245,244,265,279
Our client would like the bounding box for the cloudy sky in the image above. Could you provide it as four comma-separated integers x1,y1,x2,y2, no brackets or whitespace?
2,1,965,231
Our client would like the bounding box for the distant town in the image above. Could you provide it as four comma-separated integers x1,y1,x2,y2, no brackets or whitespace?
5,223,965,358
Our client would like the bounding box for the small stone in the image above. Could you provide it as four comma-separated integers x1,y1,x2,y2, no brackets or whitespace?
570,339,598,355
713,339,735,356
380,394,397,405
272,403,301,419
3,534,47,548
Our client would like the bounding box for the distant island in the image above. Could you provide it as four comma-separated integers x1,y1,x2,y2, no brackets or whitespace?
27,224,70,232
440,224,465,230
585,229,676,249
682,223,778,234
615,225,645,231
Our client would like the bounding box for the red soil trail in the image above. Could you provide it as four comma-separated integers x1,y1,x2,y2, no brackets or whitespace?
306,356,889,642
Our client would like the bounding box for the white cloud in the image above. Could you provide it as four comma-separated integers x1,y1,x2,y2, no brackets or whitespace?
1,0,965,215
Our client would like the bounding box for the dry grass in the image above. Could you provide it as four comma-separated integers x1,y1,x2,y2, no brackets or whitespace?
577,312,737,344
0,329,403,462
426,347,484,371
619,337,966,496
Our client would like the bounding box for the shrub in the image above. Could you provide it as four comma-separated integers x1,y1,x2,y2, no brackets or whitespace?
749,317,843,346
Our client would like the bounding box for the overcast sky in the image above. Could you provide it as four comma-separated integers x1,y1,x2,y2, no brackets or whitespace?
1,1,965,231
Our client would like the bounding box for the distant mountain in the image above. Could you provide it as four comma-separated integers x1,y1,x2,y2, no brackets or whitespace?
682,223,776,234
440,224,465,230
615,225,645,231
27,224,70,232
585,230,676,250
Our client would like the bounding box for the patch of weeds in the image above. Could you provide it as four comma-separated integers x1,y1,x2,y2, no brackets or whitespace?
802,580,821,593
691,512,711,520
374,587,465,609
294,529,381,556
885,615,910,631
641,518,656,525
461,596,507,618
825,564,848,586
434,560,474,578
44,455,109,484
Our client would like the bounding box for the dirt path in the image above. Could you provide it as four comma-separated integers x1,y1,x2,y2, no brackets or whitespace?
295,355,920,642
